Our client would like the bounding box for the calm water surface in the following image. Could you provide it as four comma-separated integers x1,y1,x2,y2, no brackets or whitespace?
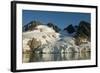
23,52,91,63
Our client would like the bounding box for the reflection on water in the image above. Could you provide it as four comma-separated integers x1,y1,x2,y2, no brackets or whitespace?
23,52,91,63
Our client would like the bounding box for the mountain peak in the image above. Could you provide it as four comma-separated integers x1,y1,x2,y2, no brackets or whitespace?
64,24,75,34
23,20,43,32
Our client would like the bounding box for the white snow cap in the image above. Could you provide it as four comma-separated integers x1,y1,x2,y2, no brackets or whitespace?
35,25,55,33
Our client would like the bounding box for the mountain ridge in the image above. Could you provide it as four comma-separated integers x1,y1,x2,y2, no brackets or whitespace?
23,20,91,41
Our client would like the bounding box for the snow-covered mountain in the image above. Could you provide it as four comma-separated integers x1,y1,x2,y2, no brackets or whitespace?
23,25,60,52
23,22,90,53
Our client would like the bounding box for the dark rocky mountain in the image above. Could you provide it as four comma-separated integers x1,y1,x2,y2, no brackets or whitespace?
47,23,61,32
74,21,91,45
64,24,76,34
23,20,43,32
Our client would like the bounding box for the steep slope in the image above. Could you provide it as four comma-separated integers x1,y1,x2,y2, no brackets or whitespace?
47,23,61,32
74,21,91,45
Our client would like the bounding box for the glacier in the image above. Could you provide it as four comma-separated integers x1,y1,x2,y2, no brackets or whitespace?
23,25,90,54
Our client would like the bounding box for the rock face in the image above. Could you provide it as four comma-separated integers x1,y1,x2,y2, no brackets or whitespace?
74,21,91,45
47,23,61,32
64,24,75,34
27,38,41,51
